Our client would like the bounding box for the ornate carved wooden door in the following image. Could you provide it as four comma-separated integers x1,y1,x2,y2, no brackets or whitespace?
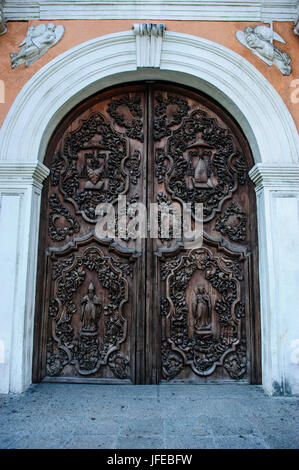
33,82,260,384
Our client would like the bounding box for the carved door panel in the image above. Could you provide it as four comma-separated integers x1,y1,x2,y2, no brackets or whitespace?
33,82,260,384
34,85,148,383
150,84,260,383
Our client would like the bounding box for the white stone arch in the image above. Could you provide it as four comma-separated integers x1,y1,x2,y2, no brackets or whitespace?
0,30,298,395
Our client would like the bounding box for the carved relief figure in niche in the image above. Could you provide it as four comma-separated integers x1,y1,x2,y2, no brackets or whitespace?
80,282,102,333
192,286,212,332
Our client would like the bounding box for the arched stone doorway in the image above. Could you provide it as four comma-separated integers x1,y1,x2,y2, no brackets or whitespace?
33,81,261,384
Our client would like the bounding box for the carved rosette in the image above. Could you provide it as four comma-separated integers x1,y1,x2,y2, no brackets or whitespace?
160,245,247,380
46,243,132,378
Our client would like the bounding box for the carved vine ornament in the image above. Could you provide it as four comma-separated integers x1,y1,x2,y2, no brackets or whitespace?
47,244,132,378
160,246,247,381
46,88,251,381
294,15,299,36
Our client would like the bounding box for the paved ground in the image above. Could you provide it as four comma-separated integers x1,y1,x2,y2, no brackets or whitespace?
0,383,298,449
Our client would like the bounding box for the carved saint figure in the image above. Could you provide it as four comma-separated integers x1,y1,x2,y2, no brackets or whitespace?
192,286,212,330
235,25,291,75
80,282,101,332
10,23,64,68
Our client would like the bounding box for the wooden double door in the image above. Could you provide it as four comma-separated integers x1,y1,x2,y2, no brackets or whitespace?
33,82,261,384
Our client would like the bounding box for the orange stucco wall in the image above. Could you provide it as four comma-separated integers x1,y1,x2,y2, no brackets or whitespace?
0,19,298,131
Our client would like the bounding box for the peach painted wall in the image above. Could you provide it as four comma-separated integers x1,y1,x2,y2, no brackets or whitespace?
0,20,298,131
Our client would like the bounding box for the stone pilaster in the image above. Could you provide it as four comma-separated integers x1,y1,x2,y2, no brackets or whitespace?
0,161,49,393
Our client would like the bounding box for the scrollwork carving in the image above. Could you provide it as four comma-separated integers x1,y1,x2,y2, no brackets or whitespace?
161,340,184,380
236,25,291,75
161,256,182,280
52,255,74,280
160,246,245,378
223,340,247,379
215,201,247,242
108,351,130,379
220,256,244,281
50,151,64,186
235,301,246,319
10,23,64,69
157,192,182,242
48,193,80,241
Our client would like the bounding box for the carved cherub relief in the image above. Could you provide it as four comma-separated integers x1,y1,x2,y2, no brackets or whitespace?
236,24,291,75
10,23,64,69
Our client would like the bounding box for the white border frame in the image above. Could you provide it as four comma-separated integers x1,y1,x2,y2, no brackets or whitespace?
0,29,298,394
